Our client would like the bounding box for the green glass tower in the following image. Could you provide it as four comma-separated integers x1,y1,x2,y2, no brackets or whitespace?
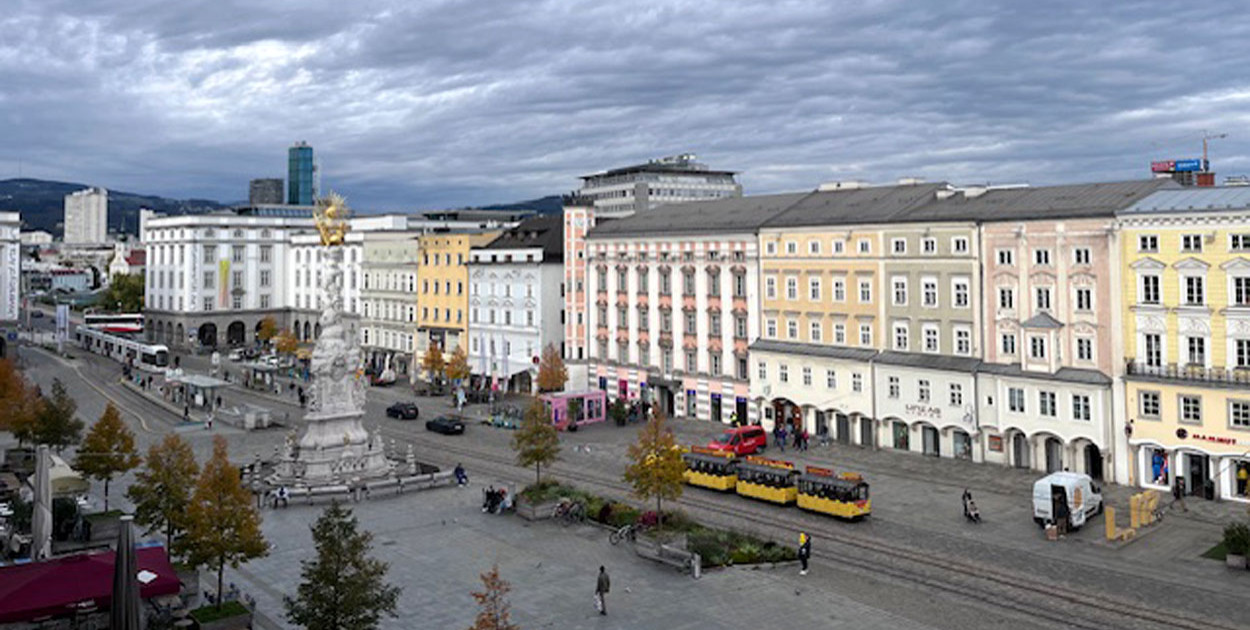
288,141,315,205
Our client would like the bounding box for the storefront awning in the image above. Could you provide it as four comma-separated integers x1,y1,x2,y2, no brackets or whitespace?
0,545,181,623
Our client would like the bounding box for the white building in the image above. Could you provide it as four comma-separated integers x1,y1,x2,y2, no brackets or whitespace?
578,154,741,219
360,233,421,382
20,231,53,246
1,213,20,339
63,187,108,244
468,214,564,393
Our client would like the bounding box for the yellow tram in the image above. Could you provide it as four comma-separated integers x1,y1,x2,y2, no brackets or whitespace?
796,466,871,520
682,447,739,491
735,456,799,505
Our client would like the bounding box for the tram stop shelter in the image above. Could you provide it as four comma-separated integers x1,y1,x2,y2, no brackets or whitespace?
238,361,280,393
164,373,230,412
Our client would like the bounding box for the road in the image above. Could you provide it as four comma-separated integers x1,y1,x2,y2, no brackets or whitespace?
9,338,1250,629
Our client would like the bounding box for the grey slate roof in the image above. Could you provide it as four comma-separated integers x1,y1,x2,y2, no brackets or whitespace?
762,183,948,228
1021,312,1065,329
977,362,1112,386
874,351,982,373
749,339,879,362
1120,186,1250,216
912,179,1176,222
481,214,563,261
586,192,809,239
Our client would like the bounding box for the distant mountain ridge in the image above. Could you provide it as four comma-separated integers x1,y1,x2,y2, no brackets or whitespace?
0,178,227,237
0,178,566,238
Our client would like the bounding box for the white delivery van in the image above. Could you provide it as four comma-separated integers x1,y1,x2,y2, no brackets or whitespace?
1032,472,1102,530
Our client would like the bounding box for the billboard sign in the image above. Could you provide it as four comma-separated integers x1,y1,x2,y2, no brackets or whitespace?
1174,158,1204,172
1150,160,1175,173
1151,158,1205,173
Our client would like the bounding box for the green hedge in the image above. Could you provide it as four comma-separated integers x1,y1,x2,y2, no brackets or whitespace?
520,481,795,567
190,601,249,623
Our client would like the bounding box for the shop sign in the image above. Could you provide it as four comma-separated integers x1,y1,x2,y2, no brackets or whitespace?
1191,433,1243,446
987,435,1004,452
905,404,942,420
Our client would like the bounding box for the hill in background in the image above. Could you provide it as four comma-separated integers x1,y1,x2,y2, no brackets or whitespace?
0,178,227,237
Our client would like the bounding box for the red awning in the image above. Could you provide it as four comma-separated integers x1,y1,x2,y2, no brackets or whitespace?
0,546,181,623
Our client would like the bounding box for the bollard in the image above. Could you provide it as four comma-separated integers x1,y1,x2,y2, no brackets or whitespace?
1129,494,1140,529
1105,506,1117,541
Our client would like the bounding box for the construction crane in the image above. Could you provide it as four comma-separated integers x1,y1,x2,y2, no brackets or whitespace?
1203,130,1227,165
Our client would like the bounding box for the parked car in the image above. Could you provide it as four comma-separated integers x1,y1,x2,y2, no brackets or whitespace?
707,425,768,456
227,349,244,362
386,402,420,420
425,415,466,435
31,310,43,318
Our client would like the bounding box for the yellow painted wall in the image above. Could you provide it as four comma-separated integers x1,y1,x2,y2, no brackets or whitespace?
416,231,500,343
1126,381,1249,455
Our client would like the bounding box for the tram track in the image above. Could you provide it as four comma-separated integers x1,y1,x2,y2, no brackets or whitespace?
383,428,1244,630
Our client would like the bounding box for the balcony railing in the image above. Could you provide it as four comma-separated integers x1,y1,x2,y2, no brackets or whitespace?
1125,360,1250,384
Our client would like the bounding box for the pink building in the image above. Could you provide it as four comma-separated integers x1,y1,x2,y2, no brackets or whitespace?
563,198,595,389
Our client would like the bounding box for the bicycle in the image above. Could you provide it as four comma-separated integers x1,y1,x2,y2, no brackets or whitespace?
553,499,586,527
609,523,638,545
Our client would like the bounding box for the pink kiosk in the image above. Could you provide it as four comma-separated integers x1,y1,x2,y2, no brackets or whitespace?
541,390,607,431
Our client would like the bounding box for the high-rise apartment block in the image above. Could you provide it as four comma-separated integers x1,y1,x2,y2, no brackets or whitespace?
249,178,285,205
288,141,315,205
63,186,108,244
578,154,741,219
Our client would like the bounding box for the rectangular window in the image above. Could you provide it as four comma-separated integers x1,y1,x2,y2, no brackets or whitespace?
892,277,907,306
260,294,270,309
1002,333,1016,355
826,370,837,389
997,249,1014,266
710,353,721,375
735,316,747,338
955,329,971,355
832,240,845,254
1036,287,1051,310
1141,275,1161,304
999,287,1014,310
1180,395,1202,424
686,350,696,372
765,277,777,299
1187,336,1206,366
758,361,767,381
660,272,671,294
888,376,900,399
202,245,216,263
1145,333,1162,367
787,319,798,339
259,270,271,287
808,240,821,255
1072,395,1091,421
893,323,908,351
1076,288,1092,311
1138,235,1159,252
923,326,938,352
785,241,797,255
809,277,821,301
779,364,789,383
1008,387,1025,413
683,271,695,296
1236,339,1250,368
203,297,214,312
1039,391,1057,417
953,279,969,308
710,313,721,336
1074,248,1091,265
802,367,812,386
809,321,821,342
1181,234,1203,253
765,241,777,255
709,275,720,296
1030,336,1047,359
1230,401,1250,429
202,271,214,289
685,312,697,333
892,238,907,255
766,319,777,338
858,239,871,254
918,379,930,403
1234,277,1250,306
1077,337,1093,361
617,271,627,292
922,279,938,307
1232,234,1250,251
737,358,748,380
231,270,243,288
1184,276,1205,305
859,324,872,346
231,245,244,263
859,279,872,303
635,270,647,293
833,279,846,302
231,296,242,310
949,383,962,407
1035,249,1051,266
834,323,846,344
952,237,969,253
922,238,937,254
786,277,798,300
260,245,272,263
852,373,863,392
1140,391,1161,418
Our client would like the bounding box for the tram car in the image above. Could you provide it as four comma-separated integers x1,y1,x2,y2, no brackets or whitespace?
76,325,170,372
681,447,738,491
796,466,871,520
735,456,799,505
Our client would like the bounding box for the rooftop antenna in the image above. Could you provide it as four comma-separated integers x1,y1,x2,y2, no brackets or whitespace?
1203,130,1227,166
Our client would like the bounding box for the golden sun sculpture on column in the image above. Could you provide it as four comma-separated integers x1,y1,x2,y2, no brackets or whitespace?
314,192,351,247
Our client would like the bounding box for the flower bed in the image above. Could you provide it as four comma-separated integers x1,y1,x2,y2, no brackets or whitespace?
521,481,794,567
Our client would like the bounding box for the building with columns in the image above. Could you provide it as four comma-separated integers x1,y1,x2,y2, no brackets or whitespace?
1,213,20,357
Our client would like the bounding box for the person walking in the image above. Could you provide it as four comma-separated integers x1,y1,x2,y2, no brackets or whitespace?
595,566,611,615
776,424,787,453
798,532,812,576
454,463,468,487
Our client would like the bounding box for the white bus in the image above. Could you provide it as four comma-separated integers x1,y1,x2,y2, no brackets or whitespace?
76,326,169,372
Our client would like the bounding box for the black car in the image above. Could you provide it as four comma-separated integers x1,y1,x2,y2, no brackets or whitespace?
386,402,420,420
425,415,466,435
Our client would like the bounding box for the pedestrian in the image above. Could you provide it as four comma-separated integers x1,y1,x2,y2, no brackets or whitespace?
801,428,810,451
183,405,190,422
1172,476,1189,512
454,463,468,487
206,413,214,431
595,566,611,615
216,395,222,409
278,486,289,508
776,424,787,452
798,532,811,575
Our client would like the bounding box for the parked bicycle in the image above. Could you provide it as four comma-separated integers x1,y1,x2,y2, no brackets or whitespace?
553,498,587,527
610,522,641,545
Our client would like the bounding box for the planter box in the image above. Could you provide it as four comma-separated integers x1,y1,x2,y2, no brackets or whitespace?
195,611,253,630
516,499,558,521
1226,554,1247,570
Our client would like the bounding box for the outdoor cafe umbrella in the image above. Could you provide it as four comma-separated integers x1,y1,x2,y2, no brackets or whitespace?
110,515,141,630
30,445,52,561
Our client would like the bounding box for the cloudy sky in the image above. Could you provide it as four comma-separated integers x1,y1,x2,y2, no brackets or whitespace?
3,0,1248,210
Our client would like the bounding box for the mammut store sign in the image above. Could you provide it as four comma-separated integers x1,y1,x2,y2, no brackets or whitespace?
904,404,942,420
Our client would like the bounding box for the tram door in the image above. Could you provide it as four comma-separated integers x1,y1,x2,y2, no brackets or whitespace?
836,413,851,445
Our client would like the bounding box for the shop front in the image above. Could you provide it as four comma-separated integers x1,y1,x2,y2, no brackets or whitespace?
873,358,983,463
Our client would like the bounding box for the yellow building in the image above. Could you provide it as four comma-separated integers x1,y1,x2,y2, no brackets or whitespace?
1119,188,1250,504
415,231,500,376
